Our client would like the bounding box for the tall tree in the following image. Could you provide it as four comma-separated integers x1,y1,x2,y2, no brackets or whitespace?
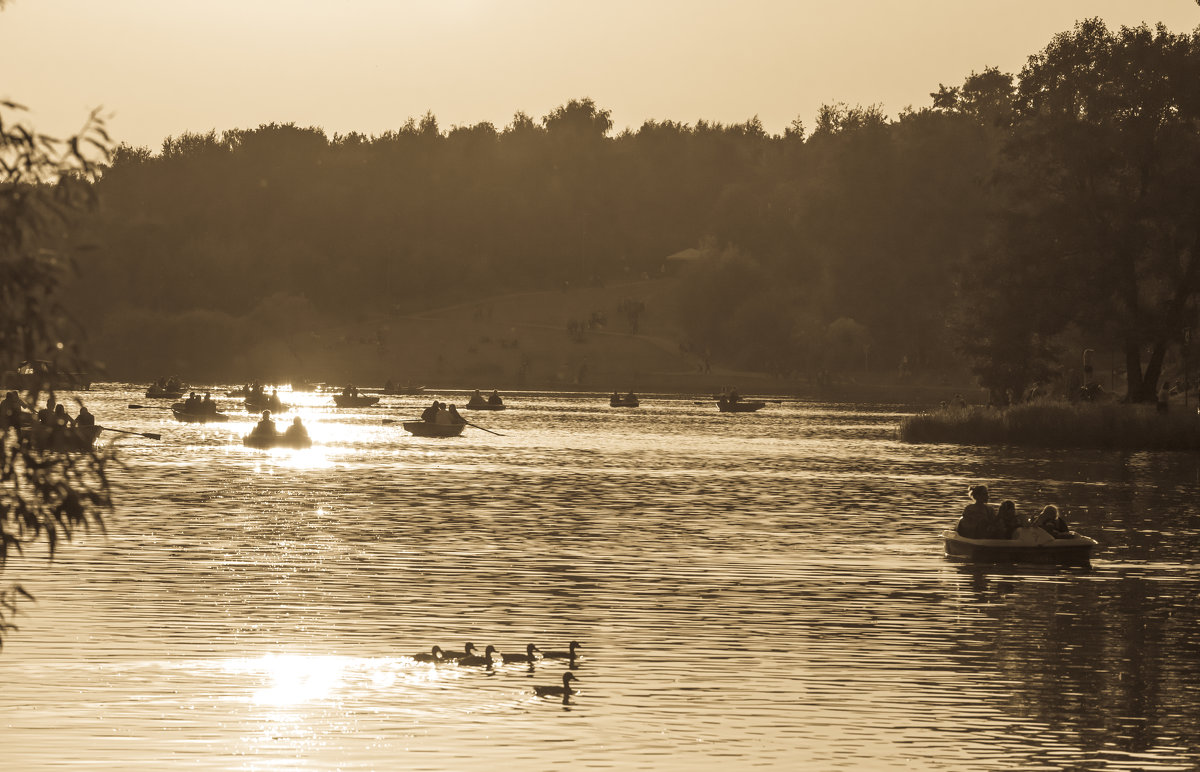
1002,19,1200,401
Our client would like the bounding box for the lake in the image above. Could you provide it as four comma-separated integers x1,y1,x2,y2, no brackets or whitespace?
1,385,1198,770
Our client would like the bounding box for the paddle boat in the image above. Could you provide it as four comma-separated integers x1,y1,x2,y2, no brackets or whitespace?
610,393,640,407
401,420,465,437
242,431,312,449
942,530,1098,567
333,393,380,408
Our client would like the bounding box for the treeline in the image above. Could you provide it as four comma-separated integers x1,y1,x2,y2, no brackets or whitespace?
68,19,1200,400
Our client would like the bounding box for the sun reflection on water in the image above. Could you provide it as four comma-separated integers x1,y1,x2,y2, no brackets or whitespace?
235,654,348,706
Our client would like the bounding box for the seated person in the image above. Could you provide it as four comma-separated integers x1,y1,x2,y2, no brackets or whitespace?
956,484,998,539
1033,505,1071,538
283,416,309,441
252,410,277,436
75,405,95,427
421,400,440,423
468,389,486,407
447,404,466,425
488,389,503,406
996,500,1022,539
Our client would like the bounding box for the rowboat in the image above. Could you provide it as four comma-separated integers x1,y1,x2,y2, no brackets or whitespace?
245,396,287,413
171,405,230,423
464,402,506,411
26,424,102,452
333,394,380,408
242,432,312,449
402,420,465,437
382,384,425,395
941,530,1098,567
717,400,765,413
610,394,640,407
146,386,185,399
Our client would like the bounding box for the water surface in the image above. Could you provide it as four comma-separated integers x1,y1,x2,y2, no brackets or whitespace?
2,386,1197,770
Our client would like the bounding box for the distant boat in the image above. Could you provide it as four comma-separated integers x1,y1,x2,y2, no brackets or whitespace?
717,399,765,413
146,384,186,399
333,393,380,408
463,402,506,411
242,431,312,449
171,403,230,423
1,361,90,391
401,420,465,437
382,384,425,395
942,530,1097,567
610,393,640,407
245,395,287,413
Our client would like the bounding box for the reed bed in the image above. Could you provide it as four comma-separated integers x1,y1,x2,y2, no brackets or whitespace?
898,402,1200,450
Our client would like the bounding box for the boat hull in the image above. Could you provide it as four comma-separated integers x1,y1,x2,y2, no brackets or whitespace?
717,400,765,412
242,433,312,449
942,530,1097,566
402,421,465,437
464,403,506,411
171,407,230,423
25,424,102,452
610,397,640,407
333,394,380,408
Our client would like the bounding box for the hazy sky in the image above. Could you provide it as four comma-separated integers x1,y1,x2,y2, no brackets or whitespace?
2,0,1198,150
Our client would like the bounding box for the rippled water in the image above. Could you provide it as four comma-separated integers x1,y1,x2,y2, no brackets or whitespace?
2,386,1198,770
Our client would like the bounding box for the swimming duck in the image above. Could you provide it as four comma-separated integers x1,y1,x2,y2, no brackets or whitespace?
542,641,582,660
501,643,541,664
458,644,498,667
413,645,445,663
533,671,578,699
440,643,477,662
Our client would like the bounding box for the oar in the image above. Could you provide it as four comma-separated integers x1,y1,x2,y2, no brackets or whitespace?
465,421,502,436
99,425,162,440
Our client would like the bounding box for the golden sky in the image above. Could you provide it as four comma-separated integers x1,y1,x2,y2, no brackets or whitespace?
2,0,1198,149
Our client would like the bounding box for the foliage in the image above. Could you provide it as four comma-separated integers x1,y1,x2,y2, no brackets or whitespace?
899,402,1200,450
1,100,113,648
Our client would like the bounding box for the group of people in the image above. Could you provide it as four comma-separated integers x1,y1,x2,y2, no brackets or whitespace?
957,484,1072,542
1,390,95,441
421,400,466,425
250,410,309,441
178,391,219,414
466,389,503,408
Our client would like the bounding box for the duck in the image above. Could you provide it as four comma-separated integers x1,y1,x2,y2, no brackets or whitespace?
501,643,541,664
542,641,582,660
412,645,445,663
458,644,498,667
440,642,477,662
533,671,578,700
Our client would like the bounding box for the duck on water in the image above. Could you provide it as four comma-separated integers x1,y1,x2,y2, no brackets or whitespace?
534,671,578,702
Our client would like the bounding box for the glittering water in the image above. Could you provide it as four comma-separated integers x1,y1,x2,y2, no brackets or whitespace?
1,385,1198,770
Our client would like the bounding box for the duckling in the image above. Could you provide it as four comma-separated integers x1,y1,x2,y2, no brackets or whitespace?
458,644,498,667
533,671,578,700
542,641,582,661
440,642,477,662
412,645,445,663
501,643,541,664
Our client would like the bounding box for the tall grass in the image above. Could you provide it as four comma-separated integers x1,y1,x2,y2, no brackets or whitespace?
898,402,1200,450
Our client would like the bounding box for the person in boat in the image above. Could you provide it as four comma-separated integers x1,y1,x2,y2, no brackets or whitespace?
435,402,453,425
447,404,466,425
283,416,309,442
252,410,277,437
488,389,503,406
728,389,741,404
611,391,620,401
75,405,95,428
421,400,440,423
957,485,999,539
996,499,1022,539
52,402,74,429
1033,505,1071,538
0,390,28,431
202,392,216,413
468,389,486,407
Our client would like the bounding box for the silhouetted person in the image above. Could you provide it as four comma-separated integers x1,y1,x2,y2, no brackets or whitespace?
283,416,309,442
75,405,95,427
956,485,998,539
488,389,503,406
252,410,276,436
448,404,465,425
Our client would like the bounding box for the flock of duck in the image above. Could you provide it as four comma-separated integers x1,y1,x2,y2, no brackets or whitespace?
412,641,582,702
